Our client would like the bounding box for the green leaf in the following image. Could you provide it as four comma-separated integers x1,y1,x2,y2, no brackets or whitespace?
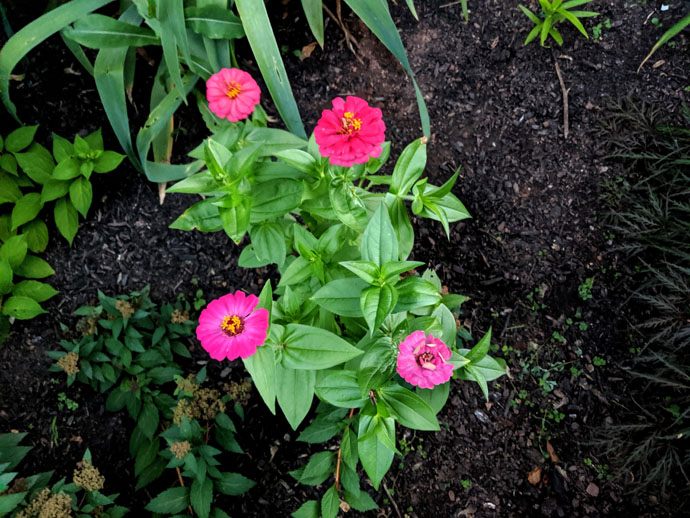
52,134,73,162
10,192,43,235
340,260,380,285
0,154,17,175
361,202,398,266
466,328,491,363
329,179,368,231
312,278,366,317
69,177,92,218
64,13,159,48
138,401,159,440
297,416,342,443
93,150,124,173
185,6,245,39
315,370,368,408
390,137,427,195
190,477,213,518
381,260,425,283
301,0,324,47
361,284,398,333
235,0,306,137
0,492,28,513
4,126,38,152
378,384,439,431
0,173,21,204
14,255,54,278
242,344,276,414
394,276,441,312
432,304,456,347
276,364,315,430
170,198,222,232
357,338,397,394
22,220,49,253
415,383,450,414
0,260,12,295
0,235,27,270
14,144,55,184
12,280,58,302
94,14,140,173
358,412,395,489
273,149,318,176
215,472,255,496
54,197,79,245
387,197,414,260
41,179,71,203
52,157,81,180
278,256,311,287
2,295,47,320
144,486,190,513
291,500,320,518
290,451,334,485
321,485,339,518
282,324,363,370
250,222,286,266
250,178,302,223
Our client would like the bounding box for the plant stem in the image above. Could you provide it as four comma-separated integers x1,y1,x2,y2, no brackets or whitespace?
334,408,356,491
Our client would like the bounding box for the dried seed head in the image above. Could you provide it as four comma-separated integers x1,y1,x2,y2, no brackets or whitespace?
195,388,226,421
171,309,190,324
76,316,97,336
225,378,252,406
73,460,105,492
176,374,199,396
17,488,73,518
115,299,135,319
170,440,191,459
57,352,80,376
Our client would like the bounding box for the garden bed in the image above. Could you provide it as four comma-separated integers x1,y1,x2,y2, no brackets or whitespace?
1,1,688,517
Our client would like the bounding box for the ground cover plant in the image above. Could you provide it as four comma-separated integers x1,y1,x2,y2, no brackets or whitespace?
1,1,689,517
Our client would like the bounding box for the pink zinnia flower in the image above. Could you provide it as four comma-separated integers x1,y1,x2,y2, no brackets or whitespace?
196,291,269,361
314,96,386,167
206,68,261,122
396,331,454,389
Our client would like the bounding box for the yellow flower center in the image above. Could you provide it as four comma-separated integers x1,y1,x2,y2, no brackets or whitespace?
340,111,362,134
226,80,242,99
220,314,243,336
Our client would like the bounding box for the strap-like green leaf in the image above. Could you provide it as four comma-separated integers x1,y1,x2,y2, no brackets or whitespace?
0,0,113,121
63,14,160,48
235,0,306,137
94,6,142,172
301,0,324,47
345,0,429,136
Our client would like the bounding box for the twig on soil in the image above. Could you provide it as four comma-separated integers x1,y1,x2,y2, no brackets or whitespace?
383,481,402,518
553,53,570,140
323,1,364,64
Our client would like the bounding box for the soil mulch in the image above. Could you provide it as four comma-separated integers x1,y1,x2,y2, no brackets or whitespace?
1,1,689,517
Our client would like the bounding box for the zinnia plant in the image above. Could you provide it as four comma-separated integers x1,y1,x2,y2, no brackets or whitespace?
168,90,505,516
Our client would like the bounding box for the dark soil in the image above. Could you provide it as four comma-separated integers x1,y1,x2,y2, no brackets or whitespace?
1,1,689,517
